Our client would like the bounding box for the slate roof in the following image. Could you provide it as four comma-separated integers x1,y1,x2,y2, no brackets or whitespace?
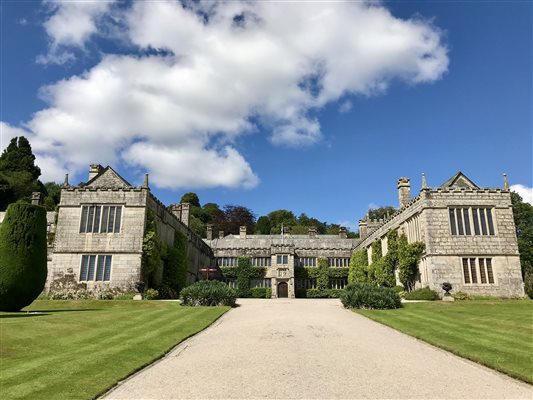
207,234,360,250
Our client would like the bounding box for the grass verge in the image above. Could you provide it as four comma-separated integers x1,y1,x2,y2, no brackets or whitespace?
0,300,229,400
355,300,533,384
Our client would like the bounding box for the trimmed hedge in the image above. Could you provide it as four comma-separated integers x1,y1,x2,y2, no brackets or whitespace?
295,288,344,298
403,287,439,301
180,280,236,306
250,287,272,298
341,283,402,309
0,203,48,311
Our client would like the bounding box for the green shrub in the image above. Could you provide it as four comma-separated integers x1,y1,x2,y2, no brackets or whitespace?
453,291,469,300
144,288,159,300
393,285,404,294
295,288,344,298
341,283,402,309
180,280,236,306
113,292,136,300
250,287,272,298
0,203,48,311
348,249,368,284
403,287,439,301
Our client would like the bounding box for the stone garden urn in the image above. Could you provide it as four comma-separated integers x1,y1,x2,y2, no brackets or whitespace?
441,282,454,301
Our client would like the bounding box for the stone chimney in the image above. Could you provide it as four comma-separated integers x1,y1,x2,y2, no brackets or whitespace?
240,225,247,240
339,226,347,239
308,226,317,238
358,219,368,238
180,203,190,227
206,224,213,241
88,164,104,181
31,192,42,205
219,230,224,239
398,177,411,208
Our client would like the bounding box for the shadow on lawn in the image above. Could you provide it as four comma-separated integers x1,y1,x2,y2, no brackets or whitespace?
0,308,102,318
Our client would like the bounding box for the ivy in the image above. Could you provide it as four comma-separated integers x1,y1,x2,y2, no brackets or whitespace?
141,208,163,289
374,230,398,287
398,234,425,291
348,249,368,284
316,258,329,291
161,230,188,298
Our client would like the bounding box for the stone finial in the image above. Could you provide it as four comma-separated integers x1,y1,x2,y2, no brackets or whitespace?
219,230,224,239
143,173,149,188
63,173,69,188
240,225,247,240
206,224,213,241
503,173,509,191
422,173,428,189
308,226,317,238
339,226,347,239
397,177,411,208
31,192,42,205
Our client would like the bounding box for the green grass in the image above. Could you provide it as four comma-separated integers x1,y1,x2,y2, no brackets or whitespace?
355,300,533,384
0,300,229,400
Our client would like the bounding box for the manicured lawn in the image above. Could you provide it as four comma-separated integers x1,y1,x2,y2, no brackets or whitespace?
0,300,229,400
356,300,533,384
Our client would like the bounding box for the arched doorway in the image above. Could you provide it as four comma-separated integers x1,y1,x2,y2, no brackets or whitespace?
277,282,288,298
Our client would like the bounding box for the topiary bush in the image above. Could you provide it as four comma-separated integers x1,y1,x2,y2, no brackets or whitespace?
403,287,439,301
180,280,236,306
341,283,402,309
250,287,272,298
144,288,159,300
0,203,48,311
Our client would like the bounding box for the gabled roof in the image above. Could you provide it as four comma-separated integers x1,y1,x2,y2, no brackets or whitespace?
440,172,479,189
85,166,132,188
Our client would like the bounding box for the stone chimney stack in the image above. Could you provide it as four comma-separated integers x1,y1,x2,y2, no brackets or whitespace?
358,219,368,238
308,226,317,238
31,192,42,205
240,226,247,240
398,177,411,208
180,203,190,227
88,164,104,181
219,230,225,239
206,224,213,241
339,226,347,239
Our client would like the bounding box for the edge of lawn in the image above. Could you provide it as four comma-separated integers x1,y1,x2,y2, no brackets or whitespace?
95,305,231,400
353,306,533,385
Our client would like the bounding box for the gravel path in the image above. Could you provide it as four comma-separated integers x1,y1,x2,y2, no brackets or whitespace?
103,299,532,399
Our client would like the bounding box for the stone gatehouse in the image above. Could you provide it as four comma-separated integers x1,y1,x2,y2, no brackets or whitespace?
2,165,523,298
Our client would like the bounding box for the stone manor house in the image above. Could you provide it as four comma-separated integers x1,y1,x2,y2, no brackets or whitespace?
1,164,524,298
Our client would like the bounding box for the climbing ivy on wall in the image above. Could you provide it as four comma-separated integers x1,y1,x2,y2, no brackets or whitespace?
316,258,329,290
161,230,189,298
398,234,425,291
374,230,398,288
348,249,368,284
141,208,163,290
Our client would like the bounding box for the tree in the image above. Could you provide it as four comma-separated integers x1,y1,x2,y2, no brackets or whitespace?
221,205,256,234
0,203,48,311
180,192,200,208
256,216,271,234
0,137,43,210
42,182,62,211
511,192,533,298
368,206,396,220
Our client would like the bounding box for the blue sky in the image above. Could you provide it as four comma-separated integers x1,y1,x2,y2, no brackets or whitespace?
1,1,531,230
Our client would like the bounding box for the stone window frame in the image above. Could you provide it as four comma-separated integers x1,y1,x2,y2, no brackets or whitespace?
79,254,112,282
250,278,272,288
449,207,496,237
296,278,316,289
217,257,238,267
295,257,316,268
79,204,123,234
327,257,350,267
461,257,496,285
329,278,348,289
250,257,271,267
276,254,289,265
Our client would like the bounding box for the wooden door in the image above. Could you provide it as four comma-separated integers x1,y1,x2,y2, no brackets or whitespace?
277,282,288,298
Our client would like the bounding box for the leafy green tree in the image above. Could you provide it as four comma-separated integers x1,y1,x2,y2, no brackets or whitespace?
256,216,271,234
267,209,297,233
0,137,41,179
511,192,533,298
42,182,62,211
221,205,256,234
179,192,200,208
0,203,47,311
368,206,396,220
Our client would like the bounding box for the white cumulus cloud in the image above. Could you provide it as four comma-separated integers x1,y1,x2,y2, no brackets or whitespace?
10,0,448,188
510,184,533,205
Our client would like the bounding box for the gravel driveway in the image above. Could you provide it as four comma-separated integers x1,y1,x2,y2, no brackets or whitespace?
103,299,532,399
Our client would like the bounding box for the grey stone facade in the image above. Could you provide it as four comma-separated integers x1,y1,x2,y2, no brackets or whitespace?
355,172,524,297
46,165,214,293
